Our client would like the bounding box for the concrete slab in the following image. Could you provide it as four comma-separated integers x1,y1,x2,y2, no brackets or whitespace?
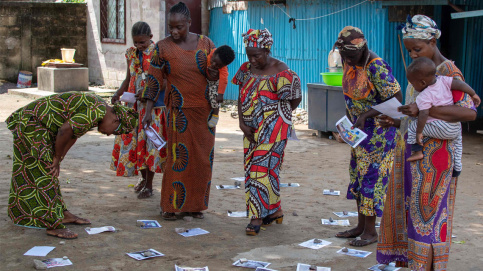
38,67,89,93
8,87,117,99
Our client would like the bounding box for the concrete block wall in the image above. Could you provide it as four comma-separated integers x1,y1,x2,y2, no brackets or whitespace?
87,0,165,88
0,2,87,83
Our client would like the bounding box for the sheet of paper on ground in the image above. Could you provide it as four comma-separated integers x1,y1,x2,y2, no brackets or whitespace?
233,259,271,269
255,268,278,271
298,239,332,249
321,219,350,226
280,183,300,187
323,189,340,196
227,211,247,217
137,220,161,228
336,248,372,258
126,249,164,261
42,258,73,268
230,177,245,182
335,116,368,148
372,97,406,119
175,265,210,271
296,263,331,271
333,212,358,218
216,185,240,189
85,226,116,235
368,262,401,271
24,246,56,257
178,228,209,237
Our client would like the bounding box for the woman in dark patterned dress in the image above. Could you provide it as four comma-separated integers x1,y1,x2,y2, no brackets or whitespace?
232,28,302,236
141,2,217,220
6,92,137,239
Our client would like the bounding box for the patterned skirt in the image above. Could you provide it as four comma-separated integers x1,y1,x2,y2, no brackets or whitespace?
110,104,167,176
160,105,215,212
347,121,397,217
244,138,287,219
6,114,66,229
407,139,456,271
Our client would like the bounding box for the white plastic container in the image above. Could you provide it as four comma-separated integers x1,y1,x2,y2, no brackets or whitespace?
61,48,76,63
16,71,32,88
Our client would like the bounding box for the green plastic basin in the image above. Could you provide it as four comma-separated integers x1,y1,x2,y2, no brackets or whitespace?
321,72,343,86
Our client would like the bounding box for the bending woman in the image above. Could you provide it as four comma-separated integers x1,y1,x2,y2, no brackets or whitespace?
232,29,302,236
142,2,216,220
6,92,137,239
333,26,402,247
377,15,477,271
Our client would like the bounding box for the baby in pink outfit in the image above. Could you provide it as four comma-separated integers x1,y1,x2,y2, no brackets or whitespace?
406,57,480,162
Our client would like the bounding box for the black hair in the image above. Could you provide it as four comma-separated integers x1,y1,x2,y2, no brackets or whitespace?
169,2,191,20
131,21,152,37
407,56,436,77
214,45,235,66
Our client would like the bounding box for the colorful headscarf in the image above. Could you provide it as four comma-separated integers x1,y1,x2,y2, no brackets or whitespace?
112,103,138,134
333,26,367,52
400,14,441,40
242,28,273,50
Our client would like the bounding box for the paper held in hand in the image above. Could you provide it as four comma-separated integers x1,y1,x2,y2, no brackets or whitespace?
120,92,136,104
372,97,406,119
144,125,166,150
335,116,368,148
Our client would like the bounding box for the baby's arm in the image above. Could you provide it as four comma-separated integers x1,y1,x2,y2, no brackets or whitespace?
451,79,481,106
416,109,430,145
217,66,229,103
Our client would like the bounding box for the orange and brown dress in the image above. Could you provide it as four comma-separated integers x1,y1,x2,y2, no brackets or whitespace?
142,35,215,212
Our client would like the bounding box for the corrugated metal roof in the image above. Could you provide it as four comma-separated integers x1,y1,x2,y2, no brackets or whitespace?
208,0,227,10
209,0,482,117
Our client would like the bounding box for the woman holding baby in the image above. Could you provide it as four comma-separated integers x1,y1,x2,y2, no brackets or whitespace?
377,15,478,271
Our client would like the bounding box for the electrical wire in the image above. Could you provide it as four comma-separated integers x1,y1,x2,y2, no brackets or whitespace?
275,0,371,21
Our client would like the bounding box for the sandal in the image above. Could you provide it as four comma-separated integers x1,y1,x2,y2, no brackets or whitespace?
262,215,284,226
191,212,204,219
335,228,361,238
349,235,378,247
62,217,91,225
46,228,78,239
137,188,153,199
161,212,177,221
134,178,146,192
246,223,261,236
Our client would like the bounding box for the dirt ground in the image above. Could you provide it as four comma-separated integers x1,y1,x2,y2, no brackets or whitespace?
0,93,482,271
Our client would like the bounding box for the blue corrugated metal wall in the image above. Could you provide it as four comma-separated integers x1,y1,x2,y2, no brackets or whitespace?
209,0,482,117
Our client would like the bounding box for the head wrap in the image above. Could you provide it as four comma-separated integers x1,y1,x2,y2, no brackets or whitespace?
333,26,366,52
400,14,441,40
112,103,138,134
242,28,273,50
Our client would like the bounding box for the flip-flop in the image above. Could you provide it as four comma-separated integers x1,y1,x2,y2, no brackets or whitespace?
335,229,360,238
62,217,91,225
161,212,177,221
349,236,378,247
191,212,204,219
46,229,78,239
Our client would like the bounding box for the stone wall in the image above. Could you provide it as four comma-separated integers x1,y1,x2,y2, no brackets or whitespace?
0,2,87,83
87,0,166,88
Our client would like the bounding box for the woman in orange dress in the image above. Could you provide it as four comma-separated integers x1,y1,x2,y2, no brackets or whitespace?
142,2,216,220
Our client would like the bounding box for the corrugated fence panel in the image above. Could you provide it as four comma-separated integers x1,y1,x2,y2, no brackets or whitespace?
209,0,467,111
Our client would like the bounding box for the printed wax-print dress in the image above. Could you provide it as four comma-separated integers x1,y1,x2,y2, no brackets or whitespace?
142,35,215,212
110,43,167,176
377,60,471,269
232,62,302,219
343,58,400,217
6,92,107,229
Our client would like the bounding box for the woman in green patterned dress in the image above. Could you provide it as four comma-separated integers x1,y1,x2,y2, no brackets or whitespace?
6,92,137,239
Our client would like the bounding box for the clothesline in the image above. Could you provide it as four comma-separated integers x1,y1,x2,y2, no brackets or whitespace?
274,0,370,21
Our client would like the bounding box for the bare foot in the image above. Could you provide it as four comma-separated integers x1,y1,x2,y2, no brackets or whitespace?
407,151,424,162
62,210,91,225
46,228,78,239
336,227,363,238
349,232,378,247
